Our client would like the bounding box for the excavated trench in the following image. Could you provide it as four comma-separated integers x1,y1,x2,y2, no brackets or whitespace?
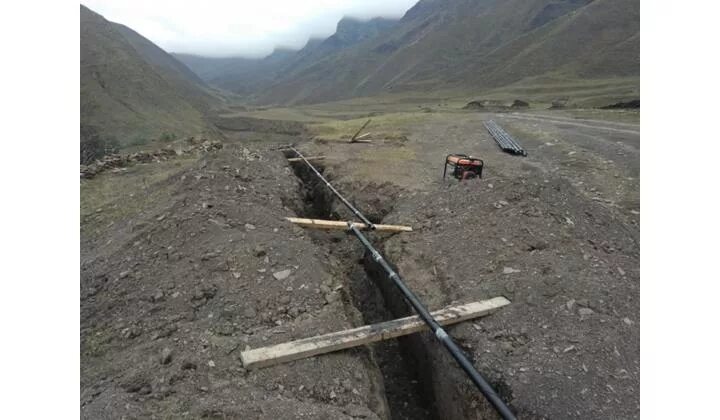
284,152,442,420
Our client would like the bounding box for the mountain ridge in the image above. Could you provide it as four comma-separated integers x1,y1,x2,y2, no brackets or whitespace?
173,16,400,96
175,0,638,105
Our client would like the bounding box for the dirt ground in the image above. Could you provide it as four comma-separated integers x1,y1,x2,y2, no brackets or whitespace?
81,105,639,419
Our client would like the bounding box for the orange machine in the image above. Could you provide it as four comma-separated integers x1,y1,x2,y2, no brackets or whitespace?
443,154,484,180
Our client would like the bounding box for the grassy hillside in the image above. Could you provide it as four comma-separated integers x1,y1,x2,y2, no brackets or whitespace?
80,5,217,157
112,24,209,91
462,0,640,87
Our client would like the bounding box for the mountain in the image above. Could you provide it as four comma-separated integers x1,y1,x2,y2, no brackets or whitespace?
177,0,639,105
80,5,217,158
174,17,399,98
111,24,208,90
174,48,299,95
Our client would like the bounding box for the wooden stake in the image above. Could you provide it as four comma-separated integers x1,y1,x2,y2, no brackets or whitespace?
350,119,372,142
287,156,325,162
241,297,511,369
285,217,412,232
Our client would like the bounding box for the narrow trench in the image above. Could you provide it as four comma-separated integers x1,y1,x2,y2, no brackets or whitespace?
284,152,438,420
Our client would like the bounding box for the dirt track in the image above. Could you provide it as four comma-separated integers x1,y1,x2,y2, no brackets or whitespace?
500,113,640,136
81,108,639,419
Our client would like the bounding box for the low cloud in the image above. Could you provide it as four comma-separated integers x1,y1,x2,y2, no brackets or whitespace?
83,0,418,58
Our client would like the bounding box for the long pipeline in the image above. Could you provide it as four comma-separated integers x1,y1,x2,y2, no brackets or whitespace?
348,223,517,420
289,147,376,229
286,147,515,419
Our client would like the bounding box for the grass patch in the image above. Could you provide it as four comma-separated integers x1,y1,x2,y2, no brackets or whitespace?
350,146,419,186
561,109,640,124
308,112,434,141
158,131,178,143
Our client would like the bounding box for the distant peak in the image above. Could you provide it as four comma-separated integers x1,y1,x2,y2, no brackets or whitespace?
302,37,324,49
336,16,398,32
271,46,297,54
402,0,448,20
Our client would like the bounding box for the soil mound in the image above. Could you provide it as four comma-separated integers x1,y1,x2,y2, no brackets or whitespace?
600,99,640,109
549,98,570,109
462,100,485,110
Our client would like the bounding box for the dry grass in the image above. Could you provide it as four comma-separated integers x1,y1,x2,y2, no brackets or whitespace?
81,156,197,239
308,112,436,141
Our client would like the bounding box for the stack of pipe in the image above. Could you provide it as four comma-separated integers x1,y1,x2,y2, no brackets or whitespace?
484,120,527,156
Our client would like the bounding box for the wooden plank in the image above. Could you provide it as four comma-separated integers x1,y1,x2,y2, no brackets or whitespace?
285,217,412,232
287,156,325,162
241,297,510,369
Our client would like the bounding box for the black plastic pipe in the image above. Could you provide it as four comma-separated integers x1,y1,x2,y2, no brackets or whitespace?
285,147,515,419
289,147,376,229
348,223,516,420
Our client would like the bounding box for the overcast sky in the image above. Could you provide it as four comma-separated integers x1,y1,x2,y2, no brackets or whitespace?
83,0,418,58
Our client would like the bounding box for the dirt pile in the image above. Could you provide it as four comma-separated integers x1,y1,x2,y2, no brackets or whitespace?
378,174,639,419
80,138,223,179
80,142,390,419
462,101,485,110
550,98,570,109
464,100,525,111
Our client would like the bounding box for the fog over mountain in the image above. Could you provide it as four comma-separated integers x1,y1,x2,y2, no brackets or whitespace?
81,0,418,57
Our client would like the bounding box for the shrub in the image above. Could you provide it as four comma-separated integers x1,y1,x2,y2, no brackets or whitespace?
158,131,177,143
80,125,118,164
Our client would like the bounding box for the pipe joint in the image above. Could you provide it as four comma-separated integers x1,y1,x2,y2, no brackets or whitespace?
435,327,449,341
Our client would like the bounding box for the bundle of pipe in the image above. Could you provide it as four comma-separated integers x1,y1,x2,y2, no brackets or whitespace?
484,120,527,156
287,147,517,420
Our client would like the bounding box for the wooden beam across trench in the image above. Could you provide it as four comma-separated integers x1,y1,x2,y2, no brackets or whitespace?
285,217,413,232
286,156,326,162
240,297,510,369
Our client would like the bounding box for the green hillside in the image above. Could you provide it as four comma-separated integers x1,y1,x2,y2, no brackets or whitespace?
80,5,218,158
